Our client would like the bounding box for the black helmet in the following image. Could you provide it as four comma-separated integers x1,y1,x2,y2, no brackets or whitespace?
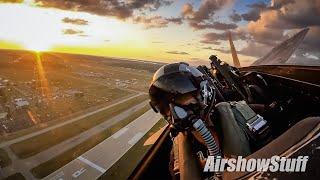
149,62,215,124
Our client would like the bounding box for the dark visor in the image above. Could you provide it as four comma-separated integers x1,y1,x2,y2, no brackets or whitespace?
153,73,197,94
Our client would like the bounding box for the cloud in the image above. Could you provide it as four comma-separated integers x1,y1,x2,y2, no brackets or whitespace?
202,41,221,46
295,27,320,60
247,0,320,47
166,50,189,55
200,32,228,44
238,42,272,57
133,16,168,28
133,15,182,28
212,0,320,61
248,2,268,9
241,10,261,22
210,22,237,30
190,21,237,30
182,0,232,22
131,0,173,11
166,17,183,25
247,13,287,46
203,45,222,50
182,3,193,17
211,41,221,45
62,29,84,35
270,0,296,9
152,41,164,44
229,10,242,22
200,30,247,44
203,47,214,50
267,1,320,29
247,0,320,33
196,0,318,62
62,17,88,25
287,51,320,65
34,0,174,19
78,34,88,37
213,48,230,54
241,2,267,22
181,0,234,30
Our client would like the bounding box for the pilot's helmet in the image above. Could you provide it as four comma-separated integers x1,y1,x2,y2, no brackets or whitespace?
149,62,215,124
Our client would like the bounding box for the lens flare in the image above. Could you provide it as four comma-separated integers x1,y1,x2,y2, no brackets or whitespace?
34,51,51,100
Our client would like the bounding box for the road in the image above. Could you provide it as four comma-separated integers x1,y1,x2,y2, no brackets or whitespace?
0,93,143,148
30,101,147,166
44,110,161,180
1,100,149,179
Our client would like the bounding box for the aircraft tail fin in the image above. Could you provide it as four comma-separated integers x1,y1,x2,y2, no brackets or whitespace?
251,28,309,66
228,31,241,68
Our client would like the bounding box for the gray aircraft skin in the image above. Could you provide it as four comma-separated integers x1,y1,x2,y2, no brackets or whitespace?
229,28,309,67
252,28,309,66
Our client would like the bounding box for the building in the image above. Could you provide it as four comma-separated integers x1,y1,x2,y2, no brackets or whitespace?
14,98,30,109
0,112,7,122
2,79,9,86
0,112,9,133
65,89,84,98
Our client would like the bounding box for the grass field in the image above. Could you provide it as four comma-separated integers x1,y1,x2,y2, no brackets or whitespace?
10,95,148,159
0,148,11,168
99,119,167,180
31,104,151,179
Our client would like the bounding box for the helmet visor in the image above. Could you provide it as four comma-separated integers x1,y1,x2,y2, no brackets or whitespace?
149,86,171,117
153,73,197,94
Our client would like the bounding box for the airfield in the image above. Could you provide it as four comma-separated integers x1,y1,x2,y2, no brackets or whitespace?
0,49,166,179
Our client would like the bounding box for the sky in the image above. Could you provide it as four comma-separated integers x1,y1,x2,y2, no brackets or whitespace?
0,0,319,66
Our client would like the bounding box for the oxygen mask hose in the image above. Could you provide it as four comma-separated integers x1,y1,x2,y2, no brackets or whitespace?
193,119,221,157
193,119,223,178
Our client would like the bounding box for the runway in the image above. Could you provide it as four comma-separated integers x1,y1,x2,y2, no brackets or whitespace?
0,93,143,148
44,110,161,180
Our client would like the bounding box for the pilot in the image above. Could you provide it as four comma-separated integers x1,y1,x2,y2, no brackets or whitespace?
148,62,253,158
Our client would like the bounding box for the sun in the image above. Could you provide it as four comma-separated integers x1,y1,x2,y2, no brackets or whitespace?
23,41,51,52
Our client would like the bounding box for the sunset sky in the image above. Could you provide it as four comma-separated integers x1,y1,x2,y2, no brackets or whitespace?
0,0,319,66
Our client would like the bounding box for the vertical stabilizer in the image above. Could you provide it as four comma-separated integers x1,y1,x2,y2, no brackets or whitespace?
251,28,309,66
228,32,241,68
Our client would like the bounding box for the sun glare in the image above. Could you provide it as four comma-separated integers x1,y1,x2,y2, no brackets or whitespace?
34,51,51,99
24,42,51,52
